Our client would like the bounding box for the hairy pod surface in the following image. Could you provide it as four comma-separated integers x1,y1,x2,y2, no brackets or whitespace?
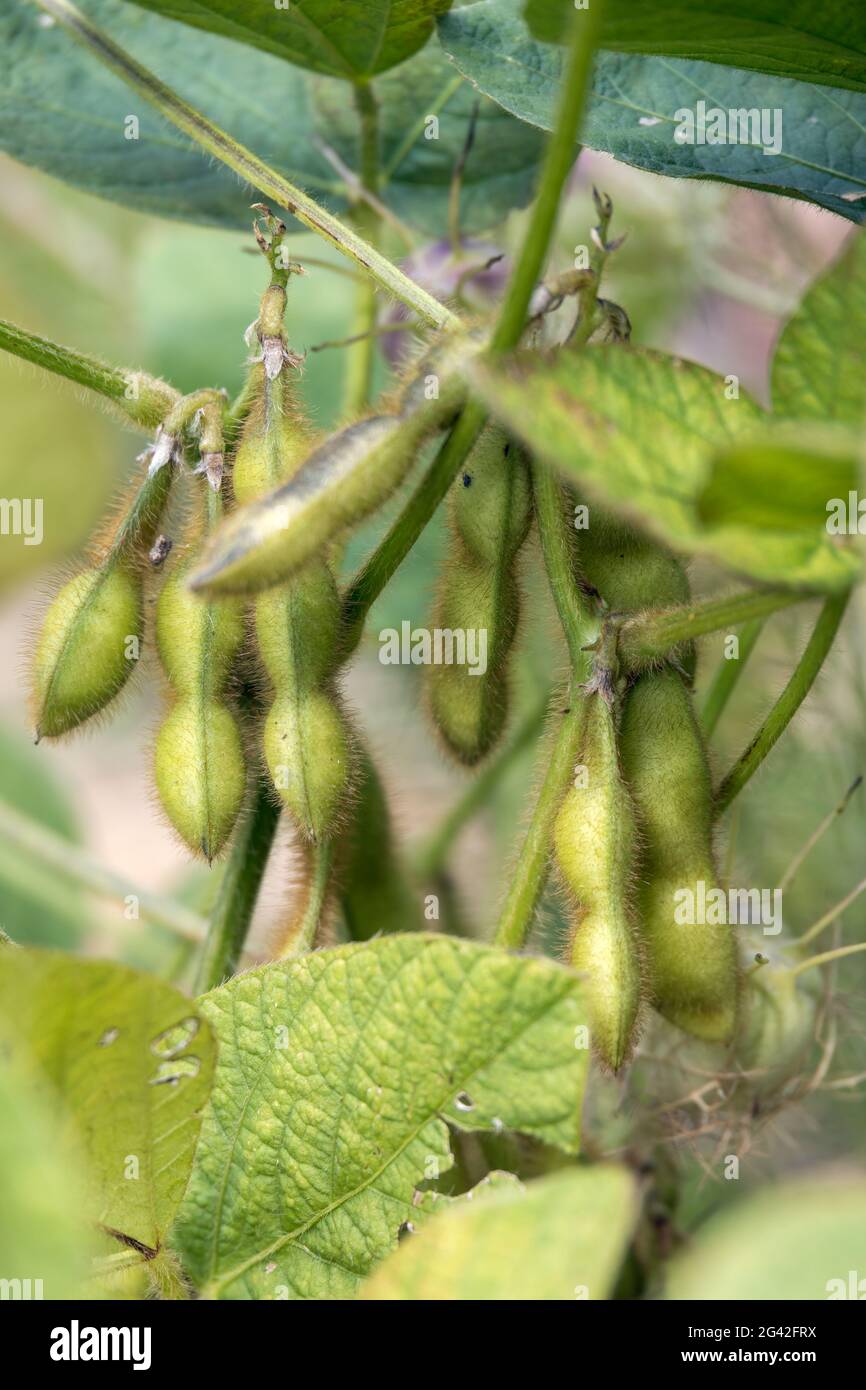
338,745,418,939
620,668,739,1041
32,466,172,739
553,692,643,1071
191,363,467,597
233,371,352,840
428,426,532,764
577,511,690,612
155,541,246,860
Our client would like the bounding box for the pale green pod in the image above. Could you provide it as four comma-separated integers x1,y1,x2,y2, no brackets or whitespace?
263,688,350,841
33,565,141,740
577,511,690,612
156,566,245,701
32,465,172,740
553,694,643,1071
428,426,532,764
154,699,246,862
191,370,467,597
254,565,341,697
338,745,418,940
620,668,739,1042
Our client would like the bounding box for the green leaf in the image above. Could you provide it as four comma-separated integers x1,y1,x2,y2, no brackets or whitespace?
773,233,866,420
0,1053,97,1300
667,1173,866,1299
525,1,866,95
126,0,453,78
1,0,540,236
0,950,215,1252
698,426,858,531
438,0,866,223
360,1165,637,1299
173,934,589,1299
474,346,860,592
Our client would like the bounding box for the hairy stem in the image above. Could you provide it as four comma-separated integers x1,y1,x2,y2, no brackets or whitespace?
617,588,806,670
0,317,177,428
532,461,593,671
493,695,588,951
700,617,765,737
32,0,457,332
0,800,206,944
194,777,280,993
277,839,335,958
716,593,850,814
791,941,866,978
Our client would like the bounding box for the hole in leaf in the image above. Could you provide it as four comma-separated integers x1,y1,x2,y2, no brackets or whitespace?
98,1027,120,1048
149,1016,200,1059
454,1091,475,1112
149,1056,200,1086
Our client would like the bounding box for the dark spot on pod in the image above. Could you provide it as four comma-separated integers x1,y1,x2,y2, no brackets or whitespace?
462,473,472,487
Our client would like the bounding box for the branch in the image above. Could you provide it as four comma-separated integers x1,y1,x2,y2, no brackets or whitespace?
700,616,765,737
0,317,177,428
716,593,850,814
617,588,807,670
31,0,458,332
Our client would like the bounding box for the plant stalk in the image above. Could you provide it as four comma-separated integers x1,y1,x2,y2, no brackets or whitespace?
618,588,806,670
716,593,850,813
31,0,458,332
700,616,766,737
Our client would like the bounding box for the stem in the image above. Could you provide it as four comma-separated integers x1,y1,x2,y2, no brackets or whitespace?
493,696,588,950
716,593,850,814
791,941,866,978
617,588,806,670
415,690,549,880
341,82,382,419
0,317,177,428
488,0,605,354
277,839,335,958
194,777,280,994
794,874,866,949
339,4,604,652
0,800,206,944
32,0,457,332
700,617,765,737
340,398,488,653
532,461,593,671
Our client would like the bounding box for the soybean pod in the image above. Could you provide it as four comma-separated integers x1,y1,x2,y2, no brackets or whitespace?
154,485,246,861
32,463,173,739
234,365,352,841
554,690,643,1071
428,424,532,764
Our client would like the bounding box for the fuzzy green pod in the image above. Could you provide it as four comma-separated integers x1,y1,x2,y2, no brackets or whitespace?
620,668,739,1041
428,426,532,765
32,465,172,739
554,692,643,1071
154,517,246,861
234,370,352,840
577,511,690,612
338,745,418,940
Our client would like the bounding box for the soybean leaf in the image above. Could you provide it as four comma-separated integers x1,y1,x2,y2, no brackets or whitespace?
125,0,454,78
173,934,589,1299
697,426,858,531
772,233,866,420
525,1,866,96
0,1054,97,1300
667,1174,866,1299
438,0,866,223
360,1165,637,1300
0,0,539,236
474,347,859,591
0,950,215,1252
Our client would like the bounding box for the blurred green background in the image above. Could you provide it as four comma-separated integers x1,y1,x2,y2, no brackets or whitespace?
1,143,863,1238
